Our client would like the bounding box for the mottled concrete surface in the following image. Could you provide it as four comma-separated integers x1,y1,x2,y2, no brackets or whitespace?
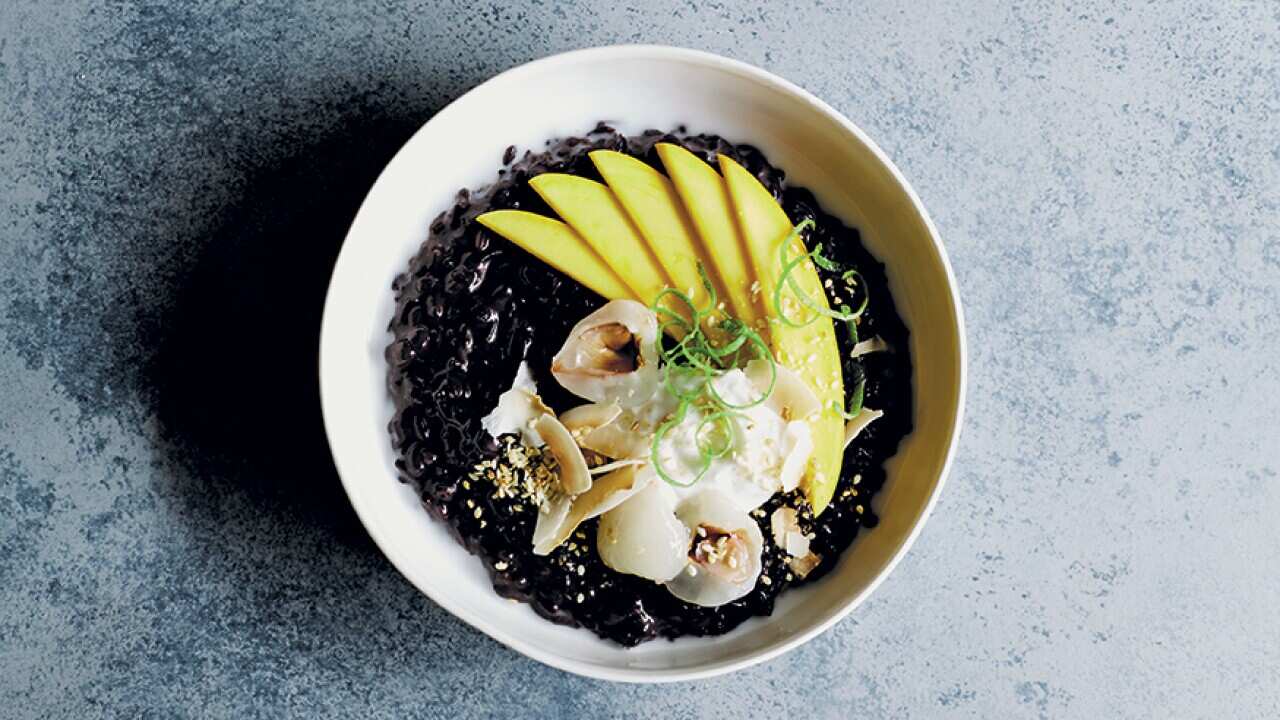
1,1,1277,717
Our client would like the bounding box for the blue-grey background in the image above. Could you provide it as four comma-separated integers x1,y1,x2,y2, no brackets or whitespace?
2,1,1277,717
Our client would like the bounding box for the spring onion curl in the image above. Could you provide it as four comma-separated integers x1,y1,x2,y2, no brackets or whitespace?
648,264,778,486
773,219,869,329
770,218,873,423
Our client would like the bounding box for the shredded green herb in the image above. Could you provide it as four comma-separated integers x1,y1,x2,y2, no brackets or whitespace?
773,219,868,329
770,218,872,423
648,216,875,485
648,264,776,486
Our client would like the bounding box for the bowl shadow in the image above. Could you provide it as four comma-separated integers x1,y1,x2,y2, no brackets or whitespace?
149,101,433,556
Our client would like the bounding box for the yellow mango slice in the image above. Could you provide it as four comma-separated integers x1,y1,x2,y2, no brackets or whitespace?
719,155,846,516
655,143,762,326
589,150,727,312
529,174,674,307
475,210,634,301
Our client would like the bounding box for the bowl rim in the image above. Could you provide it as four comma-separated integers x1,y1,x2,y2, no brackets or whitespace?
318,43,967,683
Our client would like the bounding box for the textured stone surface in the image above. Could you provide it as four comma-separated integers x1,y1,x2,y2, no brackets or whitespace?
2,1,1278,717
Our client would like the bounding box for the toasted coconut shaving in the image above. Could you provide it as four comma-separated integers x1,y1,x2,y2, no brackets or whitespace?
842,407,884,449
532,465,647,555
530,492,572,554
580,412,649,460
788,552,823,579
560,402,623,439
588,458,647,476
535,414,591,495
480,366,553,446
744,358,820,420
850,336,890,357
778,421,813,493
769,507,811,558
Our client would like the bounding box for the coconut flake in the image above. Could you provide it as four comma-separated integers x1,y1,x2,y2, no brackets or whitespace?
533,464,648,555
744,358,820,420
788,552,822,579
770,507,811,558
511,360,537,393
842,407,884,449
530,492,572,553
777,421,813,493
535,414,591,495
580,411,650,460
480,387,552,446
560,402,623,436
850,336,890,357
587,458,647,476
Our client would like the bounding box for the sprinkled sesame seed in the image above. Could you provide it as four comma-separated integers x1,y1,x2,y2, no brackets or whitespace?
761,575,772,586
494,561,508,571
575,593,585,603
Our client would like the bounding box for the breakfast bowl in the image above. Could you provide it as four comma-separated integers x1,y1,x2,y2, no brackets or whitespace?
318,45,965,682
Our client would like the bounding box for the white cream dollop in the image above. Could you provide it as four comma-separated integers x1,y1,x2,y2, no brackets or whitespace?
650,369,814,512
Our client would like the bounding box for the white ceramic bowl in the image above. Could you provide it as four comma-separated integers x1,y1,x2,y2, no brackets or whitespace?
319,45,965,682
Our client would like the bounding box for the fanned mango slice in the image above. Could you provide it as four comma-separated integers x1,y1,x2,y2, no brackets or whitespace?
589,150,727,312
655,143,762,326
529,174,676,310
476,210,634,301
719,155,846,516
480,150,847,515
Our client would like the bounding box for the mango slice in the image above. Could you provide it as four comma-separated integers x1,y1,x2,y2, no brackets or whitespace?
476,210,634,301
655,143,762,326
719,155,846,516
589,150,728,312
529,174,674,307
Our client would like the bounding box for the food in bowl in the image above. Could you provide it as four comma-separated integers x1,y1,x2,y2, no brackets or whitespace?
385,123,912,646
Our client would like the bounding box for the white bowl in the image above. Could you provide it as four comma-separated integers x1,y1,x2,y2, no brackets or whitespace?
319,45,966,682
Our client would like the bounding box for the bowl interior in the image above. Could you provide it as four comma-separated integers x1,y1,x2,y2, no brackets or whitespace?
319,47,964,681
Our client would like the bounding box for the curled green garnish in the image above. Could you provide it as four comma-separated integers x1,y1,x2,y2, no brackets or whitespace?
650,400,743,487
773,219,868,328
648,263,778,486
648,218,873,487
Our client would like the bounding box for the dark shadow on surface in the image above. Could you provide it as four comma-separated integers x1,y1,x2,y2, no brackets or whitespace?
148,98,439,553
132,85,521,671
